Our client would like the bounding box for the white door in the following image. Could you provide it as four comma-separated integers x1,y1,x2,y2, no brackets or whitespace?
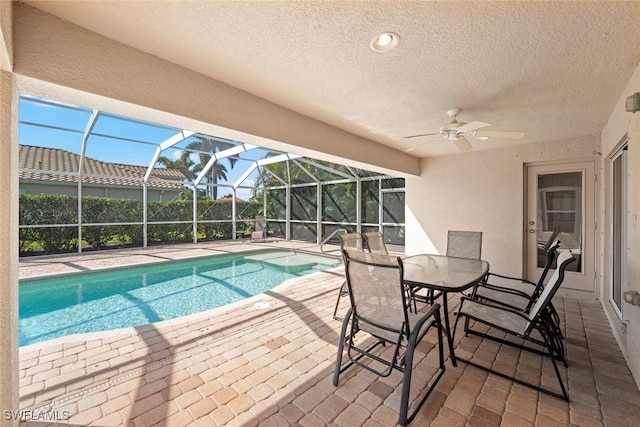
526,161,596,292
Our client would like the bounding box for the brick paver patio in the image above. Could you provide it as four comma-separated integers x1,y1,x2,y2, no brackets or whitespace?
18,241,640,426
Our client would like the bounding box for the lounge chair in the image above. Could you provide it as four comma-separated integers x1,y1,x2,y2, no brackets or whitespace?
473,240,561,313
250,215,268,242
469,239,565,359
452,250,576,400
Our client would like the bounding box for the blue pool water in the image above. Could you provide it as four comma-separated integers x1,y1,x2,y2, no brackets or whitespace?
19,250,340,346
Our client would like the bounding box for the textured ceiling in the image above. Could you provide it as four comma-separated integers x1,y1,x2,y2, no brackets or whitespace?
23,1,640,157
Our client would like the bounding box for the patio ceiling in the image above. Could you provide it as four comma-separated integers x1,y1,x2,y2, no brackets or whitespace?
22,1,640,157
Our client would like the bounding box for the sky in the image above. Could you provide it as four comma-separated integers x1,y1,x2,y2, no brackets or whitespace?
18,96,277,200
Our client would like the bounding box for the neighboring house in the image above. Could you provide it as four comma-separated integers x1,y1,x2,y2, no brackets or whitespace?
19,145,189,201
218,195,245,203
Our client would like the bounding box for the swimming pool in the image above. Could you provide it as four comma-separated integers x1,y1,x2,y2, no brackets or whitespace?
19,250,340,346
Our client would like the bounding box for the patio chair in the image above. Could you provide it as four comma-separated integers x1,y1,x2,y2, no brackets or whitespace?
364,231,418,312
538,225,560,266
469,240,565,357
333,249,445,426
332,232,365,320
446,230,483,259
363,231,388,254
412,230,483,306
452,250,576,401
473,240,561,313
250,215,268,242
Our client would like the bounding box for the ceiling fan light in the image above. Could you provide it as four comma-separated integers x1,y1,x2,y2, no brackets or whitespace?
476,136,490,140
371,32,399,52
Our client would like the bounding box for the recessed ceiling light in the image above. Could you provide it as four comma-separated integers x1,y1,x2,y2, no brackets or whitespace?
371,32,399,52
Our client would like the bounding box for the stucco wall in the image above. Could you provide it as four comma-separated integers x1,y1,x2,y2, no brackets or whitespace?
405,134,599,281
600,61,640,387
0,0,12,71
0,71,19,426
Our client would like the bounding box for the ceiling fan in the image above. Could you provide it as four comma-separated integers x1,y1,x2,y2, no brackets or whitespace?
403,108,524,152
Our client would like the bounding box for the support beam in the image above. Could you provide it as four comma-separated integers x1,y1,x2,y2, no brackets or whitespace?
298,158,353,180
232,188,237,239
317,183,322,245
258,165,287,186
144,130,195,247
356,179,362,233
285,185,291,240
233,163,259,189
378,179,383,233
194,143,257,187
291,158,319,182
77,109,101,253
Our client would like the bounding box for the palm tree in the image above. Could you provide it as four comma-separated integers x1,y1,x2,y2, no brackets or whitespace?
181,136,237,200
156,155,195,181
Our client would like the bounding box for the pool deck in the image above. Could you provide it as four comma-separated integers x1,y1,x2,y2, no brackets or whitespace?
18,240,640,426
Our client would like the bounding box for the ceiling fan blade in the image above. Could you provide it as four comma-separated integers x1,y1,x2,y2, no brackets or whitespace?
405,140,433,152
457,121,490,132
455,137,473,152
474,130,524,139
403,132,442,139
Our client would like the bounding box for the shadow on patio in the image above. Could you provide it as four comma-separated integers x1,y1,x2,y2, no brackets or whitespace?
18,256,640,426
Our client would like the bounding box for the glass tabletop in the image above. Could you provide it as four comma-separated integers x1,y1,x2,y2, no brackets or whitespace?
403,254,489,292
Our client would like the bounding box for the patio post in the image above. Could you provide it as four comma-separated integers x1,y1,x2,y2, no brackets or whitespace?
77,109,100,253
317,183,322,245
143,184,148,247
192,185,198,243
356,178,361,233
286,185,291,240
378,178,383,234
232,187,237,239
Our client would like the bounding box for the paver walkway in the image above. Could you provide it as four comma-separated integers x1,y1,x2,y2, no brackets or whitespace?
18,241,640,426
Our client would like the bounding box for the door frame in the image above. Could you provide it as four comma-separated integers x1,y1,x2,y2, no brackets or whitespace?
608,140,628,323
524,160,597,293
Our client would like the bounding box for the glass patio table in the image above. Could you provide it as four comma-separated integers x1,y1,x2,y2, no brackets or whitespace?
403,254,490,366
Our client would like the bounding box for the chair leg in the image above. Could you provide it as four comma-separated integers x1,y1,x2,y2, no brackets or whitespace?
453,312,569,401
333,281,349,320
399,310,446,426
333,308,353,386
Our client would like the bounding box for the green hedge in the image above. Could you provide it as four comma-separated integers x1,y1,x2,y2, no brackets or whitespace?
19,194,263,256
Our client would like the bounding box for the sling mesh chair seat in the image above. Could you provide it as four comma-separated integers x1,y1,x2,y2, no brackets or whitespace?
332,232,365,320
474,240,561,311
363,231,388,254
471,240,565,356
333,250,445,426
250,215,268,242
452,250,576,401
412,230,484,306
363,231,418,312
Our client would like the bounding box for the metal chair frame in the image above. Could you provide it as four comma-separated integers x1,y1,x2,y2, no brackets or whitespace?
332,232,364,320
333,250,445,426
452,251,576,401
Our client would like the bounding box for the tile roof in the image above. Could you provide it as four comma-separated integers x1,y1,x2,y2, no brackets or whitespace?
19,145,188,190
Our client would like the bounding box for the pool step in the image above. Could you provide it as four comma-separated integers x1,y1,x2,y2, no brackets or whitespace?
243,251,318,269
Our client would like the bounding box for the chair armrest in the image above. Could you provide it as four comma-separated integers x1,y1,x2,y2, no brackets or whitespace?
485,273,537,286
476,283,534,301
458,295,531,321
410,302,441,341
